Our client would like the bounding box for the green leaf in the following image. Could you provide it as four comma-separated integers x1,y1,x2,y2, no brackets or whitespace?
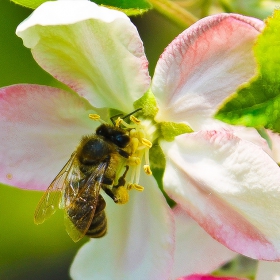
149,143,176,208
11,0,152,14
10,0,52,9
215,10,280,133
93,0,152,16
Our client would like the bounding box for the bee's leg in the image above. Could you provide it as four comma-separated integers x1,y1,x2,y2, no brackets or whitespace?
101,177,113,185
102,166,130,204
116,148,130,159
102,186,115,201
101,176,116,201
112,166,130,204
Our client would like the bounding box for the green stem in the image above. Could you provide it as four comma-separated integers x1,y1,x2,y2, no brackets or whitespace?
148,0,199,29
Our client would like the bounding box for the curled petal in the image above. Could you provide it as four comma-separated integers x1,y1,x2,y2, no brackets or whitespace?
266,130,280,163
70,175,175,280
16,1,150,112
172,207,236,279
152,14,264,130
230,126,272,157
161,130,280,260
196,119,272,156
0,84,95,190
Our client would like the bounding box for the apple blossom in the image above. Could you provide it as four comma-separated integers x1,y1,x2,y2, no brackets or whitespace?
1,0,280,279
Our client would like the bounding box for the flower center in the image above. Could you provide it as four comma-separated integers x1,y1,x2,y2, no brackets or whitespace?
117,115,155,187
89,112,157,204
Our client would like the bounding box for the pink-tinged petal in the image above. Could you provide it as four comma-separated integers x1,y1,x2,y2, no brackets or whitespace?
161,130,280,260
152,14,264,130
256,261,280,280
178,275,248,280
198,119,272,157
70,175,175,280
16,1,150,112
0,84,96,190
172,207,236,279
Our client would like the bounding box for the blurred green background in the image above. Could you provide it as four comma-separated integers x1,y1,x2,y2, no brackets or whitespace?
0,1,182,279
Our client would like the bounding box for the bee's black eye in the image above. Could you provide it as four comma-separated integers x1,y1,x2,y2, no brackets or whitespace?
111,134,130,148
96,124,108,136
96,124,130,148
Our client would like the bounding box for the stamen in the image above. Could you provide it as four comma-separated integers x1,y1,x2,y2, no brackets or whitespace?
128,183,144,192
130,115,141,125
130,138,139,154
129,166,136,186
144,148,150,167
88,114,100,120
119,118,136,129
144,144,152,175
130,129,137,138
115,117,122,127
128,156,141,166
144,165,152,175
135,163,141,184
142,138,152,148
114,113,156,196
88,114,106,124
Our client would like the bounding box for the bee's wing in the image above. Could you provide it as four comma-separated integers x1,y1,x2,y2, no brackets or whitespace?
34,152,78,224
64,161,108,242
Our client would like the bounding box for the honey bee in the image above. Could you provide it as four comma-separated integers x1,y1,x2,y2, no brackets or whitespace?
34,110,142,242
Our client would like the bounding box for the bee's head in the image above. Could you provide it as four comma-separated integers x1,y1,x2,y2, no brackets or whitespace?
96,124,130,148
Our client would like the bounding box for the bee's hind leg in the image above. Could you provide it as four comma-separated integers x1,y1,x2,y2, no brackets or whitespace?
102,166,130,205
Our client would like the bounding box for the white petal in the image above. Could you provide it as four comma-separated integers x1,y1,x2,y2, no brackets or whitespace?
171,207,236,278
70,175,174,280
161,130,280,260
16,1,150,112
256,261,280,280
0,84,95,190
152,14,264,130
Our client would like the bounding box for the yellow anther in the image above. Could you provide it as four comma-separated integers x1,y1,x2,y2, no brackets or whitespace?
128,156,141,166
88,114,100,120
144,165,152,175
128,183,144,192
113,186,129,204
142,138,152,148
115,117,123,127
130,115,141,125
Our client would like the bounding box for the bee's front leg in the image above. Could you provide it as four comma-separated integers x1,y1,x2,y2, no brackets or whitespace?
115,147,130,159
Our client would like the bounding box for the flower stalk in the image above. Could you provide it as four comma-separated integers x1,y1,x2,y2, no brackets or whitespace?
148,0,198,28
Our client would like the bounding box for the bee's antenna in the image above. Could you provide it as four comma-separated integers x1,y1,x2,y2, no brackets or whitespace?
122,108,142,121
110,113,123,125
110,108,142,126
